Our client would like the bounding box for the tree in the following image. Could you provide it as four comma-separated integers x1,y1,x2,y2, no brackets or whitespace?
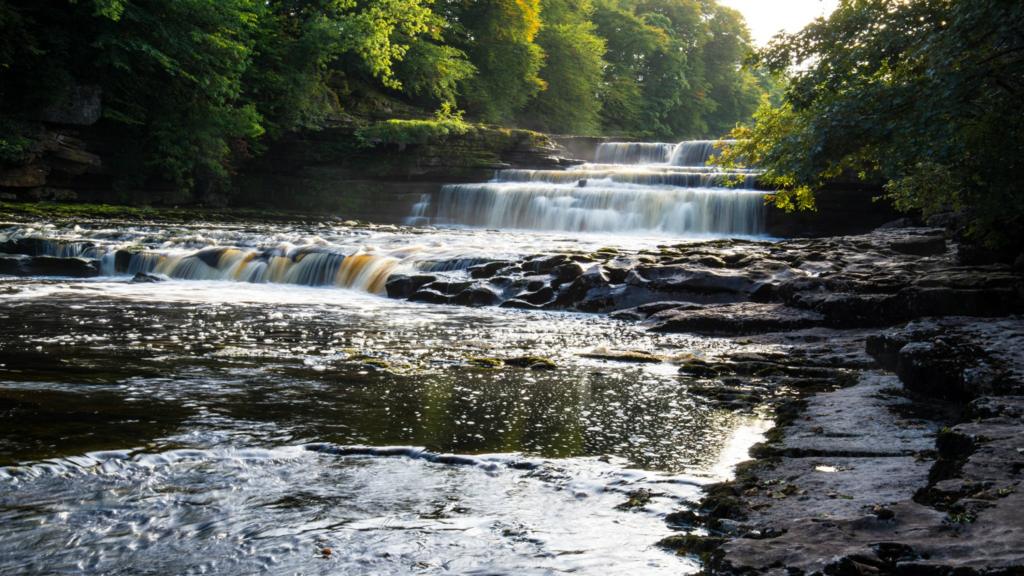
700,4,760,136
717,0,1024,248
519,0,606,134
447,0,546,124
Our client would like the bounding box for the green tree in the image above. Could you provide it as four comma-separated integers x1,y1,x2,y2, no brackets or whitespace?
591,0,670,135
700,4,760,135
519,0,606,134
447,0,546,124
592,0,758,139
718,0,1024,247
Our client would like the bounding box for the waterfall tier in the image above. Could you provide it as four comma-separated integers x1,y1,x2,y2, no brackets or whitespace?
414,139,764,237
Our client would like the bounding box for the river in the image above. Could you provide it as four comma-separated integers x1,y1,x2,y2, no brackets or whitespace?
0,141,772,574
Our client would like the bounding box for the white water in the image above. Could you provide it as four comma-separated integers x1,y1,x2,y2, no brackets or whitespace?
421,139,765,236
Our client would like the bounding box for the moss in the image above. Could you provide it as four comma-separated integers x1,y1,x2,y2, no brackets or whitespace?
615,488,654,511
467,357,504,368
348,354,391,370
355,117,473,147
656,534,726,561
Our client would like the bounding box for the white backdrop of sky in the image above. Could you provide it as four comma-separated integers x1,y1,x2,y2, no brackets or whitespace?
718,0,840,46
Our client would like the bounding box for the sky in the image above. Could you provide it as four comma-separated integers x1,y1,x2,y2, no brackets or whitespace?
718,0,840,46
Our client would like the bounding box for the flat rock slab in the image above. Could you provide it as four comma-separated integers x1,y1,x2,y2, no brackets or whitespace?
780,373,937,457
714,320,1024,576
646,302,825,336
735,455,934,522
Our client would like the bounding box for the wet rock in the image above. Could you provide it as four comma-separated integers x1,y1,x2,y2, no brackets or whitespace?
194,247,231,268
0,237,61,256
499,298,544,310
522,254,571,274
468,261,511,279
514,285,555,306
678,359,719,378
579,349,663,363
657,534,726,560
604,256,644,283
113,249,140,274
647,303,825,336
609,301,703,321
0,255,100,277
560,264,611,304
705,319,1024,576
615,488,654,511
0,255,30,275
550,261,586,283
628,265,760,301
408,289,453,305
450,285,502,307
505,356,557,370
130,272,165,283
467,357,503,368
890,234,946,256
385,274,438,298
696,255,728,268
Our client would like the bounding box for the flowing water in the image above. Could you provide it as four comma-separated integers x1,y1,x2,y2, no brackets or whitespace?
0,140,774,575
418,139,764,236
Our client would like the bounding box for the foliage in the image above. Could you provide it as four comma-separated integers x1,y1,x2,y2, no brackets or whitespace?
720,0,1024,247
519,0,606,134
0,119,33,164
447,0,547,124
356,103,471,146
593,0,760,139
0,0,767,198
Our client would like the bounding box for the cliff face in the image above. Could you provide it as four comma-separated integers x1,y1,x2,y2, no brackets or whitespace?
0,120,572,216
231,123,575,219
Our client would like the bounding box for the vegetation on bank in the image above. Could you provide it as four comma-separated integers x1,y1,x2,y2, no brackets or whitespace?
0,201,338,224
0,0,767,199
715,0,1024,248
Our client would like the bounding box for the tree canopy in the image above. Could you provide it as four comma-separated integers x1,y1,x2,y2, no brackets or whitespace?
717,0,1024,248
0,0,763,196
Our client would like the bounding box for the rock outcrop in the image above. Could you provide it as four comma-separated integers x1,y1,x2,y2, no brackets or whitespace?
384,227,1024,332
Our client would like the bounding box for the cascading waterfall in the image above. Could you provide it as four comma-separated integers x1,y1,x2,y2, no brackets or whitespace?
0,235,462,294
416,139,766,236
668,139,737,166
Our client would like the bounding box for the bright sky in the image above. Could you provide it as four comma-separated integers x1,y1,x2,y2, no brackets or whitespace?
718,0,840,46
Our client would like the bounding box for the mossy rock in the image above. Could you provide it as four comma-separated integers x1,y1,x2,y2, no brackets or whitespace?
656,534,726,559
679,359,719,378
468,357,504,368
505,356,557,370
348,354,391,370
580,349,663,363
615,488,654,511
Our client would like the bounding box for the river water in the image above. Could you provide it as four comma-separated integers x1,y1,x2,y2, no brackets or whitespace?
0,141,772,574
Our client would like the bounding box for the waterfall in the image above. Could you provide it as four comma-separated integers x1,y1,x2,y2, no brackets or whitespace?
436,183,762,235
0,236,425,294
128,245,404,293
668,140,736,166
418,139,765,237
593,142,677,164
